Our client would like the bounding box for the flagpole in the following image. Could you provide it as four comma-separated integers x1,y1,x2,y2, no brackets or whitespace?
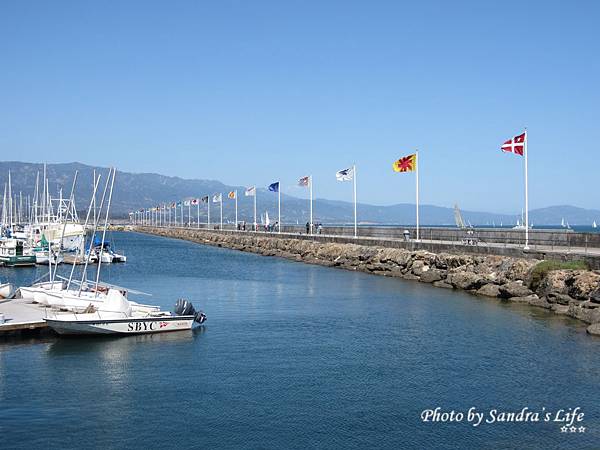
309,176,313,235
181,202,183,227
188,202,191,228
278,183,281,234
220,195,223,230
524,128,529,250
416,150,420,242
208,199,211,229
197,201,200,228
235,190,238,229
254,189,257,232
353,165,357,238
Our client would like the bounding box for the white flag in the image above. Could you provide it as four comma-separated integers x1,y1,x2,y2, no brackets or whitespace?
245,186,256,196
336,167,354,181
212,193,222,203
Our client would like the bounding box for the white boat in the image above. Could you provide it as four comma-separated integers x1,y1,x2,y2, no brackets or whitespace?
0,282,15,299
45,289,159,314
111,251,127,263
35,251,64,265
100,252,113,264
593,221,597,229
19,281,65,303
45,291,206,335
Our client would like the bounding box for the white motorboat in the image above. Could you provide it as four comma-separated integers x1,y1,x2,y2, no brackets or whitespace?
0,282,15,299
45,292,206,335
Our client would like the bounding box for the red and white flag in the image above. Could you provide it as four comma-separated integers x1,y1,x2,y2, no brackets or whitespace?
501,132,526,156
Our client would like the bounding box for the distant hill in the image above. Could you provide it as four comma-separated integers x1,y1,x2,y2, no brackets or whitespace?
0,161,598,226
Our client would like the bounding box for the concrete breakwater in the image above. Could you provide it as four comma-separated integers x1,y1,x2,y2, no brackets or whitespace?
134,226,600,336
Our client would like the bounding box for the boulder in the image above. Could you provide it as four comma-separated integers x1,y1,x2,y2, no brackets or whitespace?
567,304,600,324
447,272,485,290
476,284,501,298
402,273,420,281
433,281,454,289
411,260,428,276
586,323,600,336
546,293,576,305
551,304,570,315
498,281,533,299
419,269,443,283
590,288,600,304
528,297,552,309
567,271,600,300
508,294,539,304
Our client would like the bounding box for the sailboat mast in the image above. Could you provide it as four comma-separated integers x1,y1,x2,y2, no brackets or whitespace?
78,169,112,296
94,168,116,295
67,174,101,290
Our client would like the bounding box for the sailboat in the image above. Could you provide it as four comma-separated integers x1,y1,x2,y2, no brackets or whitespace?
593,221,597,229
454,204,466,229
512,209,531,230
0,280,15,299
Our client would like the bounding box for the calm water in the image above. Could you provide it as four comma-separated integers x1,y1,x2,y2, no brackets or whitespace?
0,232,599,449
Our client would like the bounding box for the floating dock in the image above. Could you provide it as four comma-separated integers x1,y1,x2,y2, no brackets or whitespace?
0,298,52,338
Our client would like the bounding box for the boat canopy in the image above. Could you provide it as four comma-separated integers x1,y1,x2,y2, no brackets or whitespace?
99,289,132,315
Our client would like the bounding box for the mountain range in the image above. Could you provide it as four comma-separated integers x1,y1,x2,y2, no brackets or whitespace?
0,161,598,226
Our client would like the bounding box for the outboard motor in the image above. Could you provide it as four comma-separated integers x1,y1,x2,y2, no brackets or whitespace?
174,298,196,316
174,299,207,324
194,311,207,324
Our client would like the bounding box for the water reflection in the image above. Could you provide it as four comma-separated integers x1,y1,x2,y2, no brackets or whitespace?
46,327,203,357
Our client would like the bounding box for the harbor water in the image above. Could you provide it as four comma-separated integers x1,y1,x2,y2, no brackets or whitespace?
0,232,599,449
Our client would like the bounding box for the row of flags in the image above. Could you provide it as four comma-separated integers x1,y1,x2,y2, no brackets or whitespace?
133,131,528,245
136,153,420,215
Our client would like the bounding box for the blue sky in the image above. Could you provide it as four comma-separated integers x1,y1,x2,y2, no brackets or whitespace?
1,0,598,213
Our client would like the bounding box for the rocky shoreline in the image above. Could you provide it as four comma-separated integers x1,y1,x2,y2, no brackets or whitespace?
133,227,600,336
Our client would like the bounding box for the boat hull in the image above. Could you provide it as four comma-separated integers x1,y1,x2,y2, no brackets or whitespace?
0,283,15,299
0,255,37,267
45,316,196,335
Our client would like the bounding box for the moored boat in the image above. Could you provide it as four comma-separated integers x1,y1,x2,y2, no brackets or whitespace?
0,282,15,299
0,239,36,266
45,292,206,335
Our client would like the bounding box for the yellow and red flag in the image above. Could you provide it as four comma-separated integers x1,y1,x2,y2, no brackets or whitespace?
228,191,236,199
393,154,417,172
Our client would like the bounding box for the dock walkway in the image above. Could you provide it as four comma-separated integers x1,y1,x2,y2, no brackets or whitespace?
0,298,50,337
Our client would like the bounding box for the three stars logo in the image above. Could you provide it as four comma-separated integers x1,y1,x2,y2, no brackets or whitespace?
561,425,585,433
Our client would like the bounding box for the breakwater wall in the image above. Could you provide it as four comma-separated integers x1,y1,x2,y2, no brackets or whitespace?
278,226,598,249
134,226,600,335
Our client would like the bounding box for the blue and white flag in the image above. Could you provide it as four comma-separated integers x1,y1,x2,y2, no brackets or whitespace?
335,167,354,182
212,193,222,203
268,182,280,193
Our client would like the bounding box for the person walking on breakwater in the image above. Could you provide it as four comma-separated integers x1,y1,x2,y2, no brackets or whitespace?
306,222,310,234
